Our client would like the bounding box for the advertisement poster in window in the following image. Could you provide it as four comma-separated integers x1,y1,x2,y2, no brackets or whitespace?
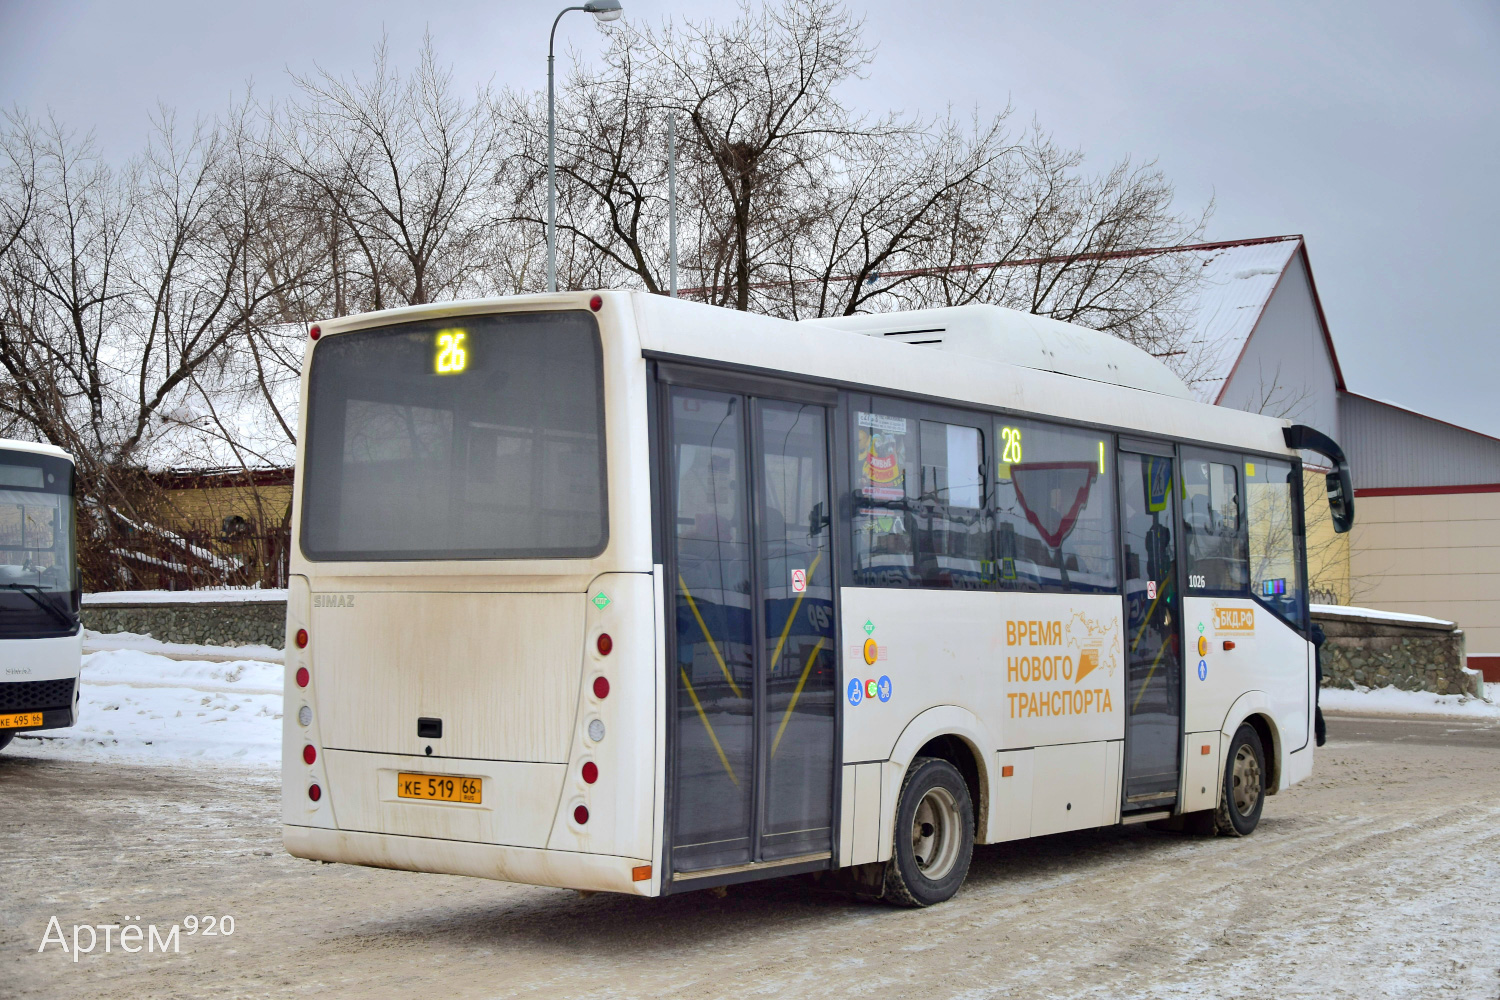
857,412,908,501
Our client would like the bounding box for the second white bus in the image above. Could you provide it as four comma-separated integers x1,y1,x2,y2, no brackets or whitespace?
282,292,1352,906
0,440,82,753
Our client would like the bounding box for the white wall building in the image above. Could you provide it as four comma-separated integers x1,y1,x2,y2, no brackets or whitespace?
1157,234,1500,677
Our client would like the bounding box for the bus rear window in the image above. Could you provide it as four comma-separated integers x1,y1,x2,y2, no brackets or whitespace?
301,311,607,561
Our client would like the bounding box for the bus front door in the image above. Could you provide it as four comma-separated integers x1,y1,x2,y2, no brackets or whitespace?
665,384,838,878
1117,446,1183,813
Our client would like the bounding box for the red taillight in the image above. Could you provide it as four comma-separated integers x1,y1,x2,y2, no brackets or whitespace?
593,676,610,700
295,667,309,688
589,294,603,312
596,632,613,656
574,804,589,825
309,325,321,340
582,761,598,784
303,744,317,765
308,783,322,802
295,628,308,649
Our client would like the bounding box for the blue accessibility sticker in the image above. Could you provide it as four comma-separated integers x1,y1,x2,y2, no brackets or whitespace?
877,675,892,702
1197,659,1208,681
847,678,863,706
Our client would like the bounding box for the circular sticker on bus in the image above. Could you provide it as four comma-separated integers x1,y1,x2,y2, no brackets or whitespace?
877,675,892,702
847,678,863,706
1198,659,1208,681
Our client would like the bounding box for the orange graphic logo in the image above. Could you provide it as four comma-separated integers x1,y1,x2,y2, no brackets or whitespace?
1075,647,1101,683
1213,607,1255,632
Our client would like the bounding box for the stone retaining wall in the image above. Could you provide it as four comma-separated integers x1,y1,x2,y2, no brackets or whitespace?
1314,609,1479,698
82,600,288,649
79,595,1482,697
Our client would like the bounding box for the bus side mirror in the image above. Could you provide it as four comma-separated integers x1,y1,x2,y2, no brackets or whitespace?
808,501,830,537
1282,424,1355,534
1325,466,1354,534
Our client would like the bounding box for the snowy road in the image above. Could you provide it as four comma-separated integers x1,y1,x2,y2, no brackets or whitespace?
5,714,1499,1000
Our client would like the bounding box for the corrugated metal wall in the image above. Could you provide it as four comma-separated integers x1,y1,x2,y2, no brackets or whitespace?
1341,393,1500,489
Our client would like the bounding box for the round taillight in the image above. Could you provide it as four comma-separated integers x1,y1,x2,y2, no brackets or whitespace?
309,325,321,340
593,676,610,700
295,666,309,688
582,761,598,784
589,294,603,312
308,783,322,802
296,628,308,649
596,632,613,657
303,744,317,765
574,804,589,824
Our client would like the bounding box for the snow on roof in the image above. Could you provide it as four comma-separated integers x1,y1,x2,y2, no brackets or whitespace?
141,325,302,473
1310,603,1457,629
1177,237,1302,402
84,588,289,605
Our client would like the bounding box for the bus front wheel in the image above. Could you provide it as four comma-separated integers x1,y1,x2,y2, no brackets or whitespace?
882,756,974,907
1215,724,1266,836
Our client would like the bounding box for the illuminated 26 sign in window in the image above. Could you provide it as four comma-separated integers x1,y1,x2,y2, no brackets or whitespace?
434,329,468,374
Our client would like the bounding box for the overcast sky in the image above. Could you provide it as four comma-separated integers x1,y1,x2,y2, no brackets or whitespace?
3,0,1497,435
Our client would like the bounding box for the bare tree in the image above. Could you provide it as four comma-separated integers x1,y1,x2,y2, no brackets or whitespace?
275,34,508,311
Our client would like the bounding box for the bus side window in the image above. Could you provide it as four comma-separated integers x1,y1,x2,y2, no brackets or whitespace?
913,420,990,590
993,418,1116,594
852,404,917,587
1245,458,1306,627
1182,453,1248,592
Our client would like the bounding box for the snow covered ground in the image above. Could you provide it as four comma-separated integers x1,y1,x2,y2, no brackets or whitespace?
16,645,283,765
1321,684,1500,719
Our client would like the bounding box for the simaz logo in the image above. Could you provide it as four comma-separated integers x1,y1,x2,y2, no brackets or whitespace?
313,594,356,608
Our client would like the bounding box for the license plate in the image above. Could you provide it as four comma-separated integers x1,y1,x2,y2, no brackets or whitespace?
397,772,482,804
0,711,44,728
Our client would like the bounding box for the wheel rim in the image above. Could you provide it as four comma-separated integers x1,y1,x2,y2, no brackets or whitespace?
1231,743,1262,817
910,786,962,880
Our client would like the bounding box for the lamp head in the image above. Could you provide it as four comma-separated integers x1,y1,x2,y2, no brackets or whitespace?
583,0,623,21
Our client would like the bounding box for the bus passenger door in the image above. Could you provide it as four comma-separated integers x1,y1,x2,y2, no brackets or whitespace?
1117,446,1183,812
663,381,837,878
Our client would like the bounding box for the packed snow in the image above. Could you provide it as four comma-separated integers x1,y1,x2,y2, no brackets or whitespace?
15,646,283,765
82,627,283,664
1321,684,1500,719
1310,603,1455,628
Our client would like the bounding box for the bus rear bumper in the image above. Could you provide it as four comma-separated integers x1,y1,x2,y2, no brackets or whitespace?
283,824,658,896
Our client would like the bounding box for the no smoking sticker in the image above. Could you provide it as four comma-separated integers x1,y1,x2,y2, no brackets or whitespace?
791,569,806,593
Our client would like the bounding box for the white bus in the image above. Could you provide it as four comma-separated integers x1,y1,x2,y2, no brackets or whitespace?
0,440,82,752
282,293,1353,906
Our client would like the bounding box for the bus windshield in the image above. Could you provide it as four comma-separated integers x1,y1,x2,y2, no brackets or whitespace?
300,310,608,561
0,451,77,634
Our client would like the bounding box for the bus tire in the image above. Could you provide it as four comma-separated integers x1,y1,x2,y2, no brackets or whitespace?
882,756,974,907
1215,723,1266,837
0,731,12,753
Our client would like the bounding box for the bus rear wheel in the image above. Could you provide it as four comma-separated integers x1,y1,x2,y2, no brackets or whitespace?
1215,723,1266,836
882,756,974,907
0,731,13,753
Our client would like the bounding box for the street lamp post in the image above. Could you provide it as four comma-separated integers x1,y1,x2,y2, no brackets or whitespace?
548,0,623,294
